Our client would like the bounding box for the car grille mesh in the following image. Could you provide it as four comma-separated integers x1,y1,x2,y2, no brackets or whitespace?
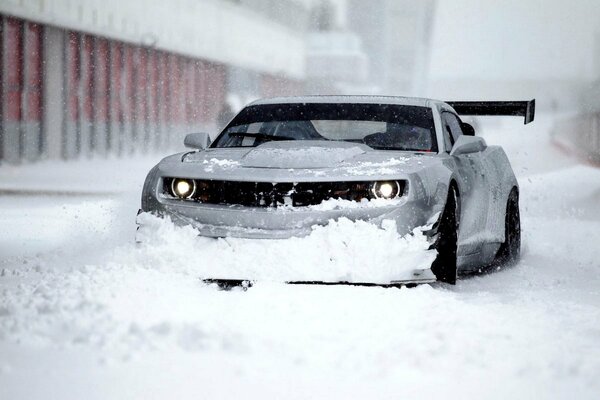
163,178,405,207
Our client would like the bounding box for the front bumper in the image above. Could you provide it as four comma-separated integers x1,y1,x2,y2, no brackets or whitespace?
138,195,429,239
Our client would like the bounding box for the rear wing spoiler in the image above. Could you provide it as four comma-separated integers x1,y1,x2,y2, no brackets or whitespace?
446,99,535,124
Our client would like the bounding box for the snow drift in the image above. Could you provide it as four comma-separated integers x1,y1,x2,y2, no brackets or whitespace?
135,212,436,284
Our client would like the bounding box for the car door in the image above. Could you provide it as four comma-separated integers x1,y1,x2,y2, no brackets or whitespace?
442,111,490,255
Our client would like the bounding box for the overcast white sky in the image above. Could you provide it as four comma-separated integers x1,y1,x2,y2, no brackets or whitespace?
428,0,599,81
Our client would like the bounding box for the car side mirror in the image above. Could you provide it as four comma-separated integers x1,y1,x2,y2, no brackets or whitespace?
184,132,211,150
461,122,475,136
450,136,487,156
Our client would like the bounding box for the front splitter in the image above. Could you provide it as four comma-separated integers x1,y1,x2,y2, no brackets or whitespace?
202,276,437,290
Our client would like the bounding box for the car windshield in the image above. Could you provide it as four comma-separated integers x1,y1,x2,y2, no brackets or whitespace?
211,103,438,152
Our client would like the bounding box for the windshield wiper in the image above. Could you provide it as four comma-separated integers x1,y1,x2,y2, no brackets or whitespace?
228,132,295,141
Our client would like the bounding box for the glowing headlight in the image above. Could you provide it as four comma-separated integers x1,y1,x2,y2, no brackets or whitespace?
372,181,401,199
171,178,196,199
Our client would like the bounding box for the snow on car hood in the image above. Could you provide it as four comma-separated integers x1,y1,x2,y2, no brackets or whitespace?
239,141,367,169
183,141,368,169
176,141,441,181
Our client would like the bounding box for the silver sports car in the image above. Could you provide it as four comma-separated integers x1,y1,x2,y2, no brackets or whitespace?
138,96,535,285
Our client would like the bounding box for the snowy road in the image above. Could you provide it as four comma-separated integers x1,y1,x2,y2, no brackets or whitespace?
1,116,599,399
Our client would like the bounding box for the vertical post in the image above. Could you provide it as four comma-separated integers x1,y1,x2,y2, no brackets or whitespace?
196,60,209,130
22,21,43,161
167,53,178,147
132,46,148,153
204,62,227,132
177,57,186,143
0,15,3,163
181,58,188,134
63,31,80,160
108,41,122,156
184,59,195,133
42,26,65,160
79,34,94,157
93,37,109,156
202,62,212,129
138,47,148,153
595,113,600,159
194,60,204,133
1,17,24,163
122,44,134,155
146,49,159,152
157,51,169,149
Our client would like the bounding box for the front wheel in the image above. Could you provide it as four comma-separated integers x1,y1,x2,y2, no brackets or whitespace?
431,187,459,284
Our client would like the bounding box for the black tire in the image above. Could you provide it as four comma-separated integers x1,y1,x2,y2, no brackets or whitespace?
494,189,521,266
431,186,459,284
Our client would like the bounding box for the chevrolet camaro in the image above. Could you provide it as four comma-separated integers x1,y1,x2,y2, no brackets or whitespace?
138,96,535,286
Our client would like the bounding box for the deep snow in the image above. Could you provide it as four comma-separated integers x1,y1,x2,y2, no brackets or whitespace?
136,213,436,283
0,115,599,399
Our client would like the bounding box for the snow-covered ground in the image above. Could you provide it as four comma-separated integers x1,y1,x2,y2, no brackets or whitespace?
1,115,599,399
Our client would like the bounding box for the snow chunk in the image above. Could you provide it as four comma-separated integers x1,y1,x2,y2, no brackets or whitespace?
307,197,403,211
136,213,435,284
202,158,240,172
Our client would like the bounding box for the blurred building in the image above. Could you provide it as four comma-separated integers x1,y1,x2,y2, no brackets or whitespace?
302,0,373,94
0,0,308,163
223,0,310,105
305,30,369,94
554,29,600,165
231,0,310,33
347,0,436,95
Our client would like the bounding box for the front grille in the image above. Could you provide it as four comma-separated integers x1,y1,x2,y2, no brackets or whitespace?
163,178,406,207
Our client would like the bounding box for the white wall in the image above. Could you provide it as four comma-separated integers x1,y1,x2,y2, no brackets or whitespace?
0,0,306,79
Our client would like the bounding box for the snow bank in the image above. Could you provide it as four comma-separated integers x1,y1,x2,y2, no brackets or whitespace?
135,212,435,283
0,156,160,194
0,210,436,378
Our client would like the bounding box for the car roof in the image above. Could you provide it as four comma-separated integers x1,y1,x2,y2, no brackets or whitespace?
248,95,440,108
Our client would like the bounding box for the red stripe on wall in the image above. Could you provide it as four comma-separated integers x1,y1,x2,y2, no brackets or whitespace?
204,62,226,124
122,44,134,124
193,60,204,124
3,17,23,122
167,54,179,125
148,50,158,125
0,15,3,132
107,41,121,152
184,59,194,125
65,31,80,124
109,42,122,124
94,38,109,123
80,34,94,122
135,48,148,130
157,51,169,133
23,22,43,122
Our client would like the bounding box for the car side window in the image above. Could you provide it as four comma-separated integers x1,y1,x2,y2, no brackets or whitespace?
443,112,464,146
441,113,455,152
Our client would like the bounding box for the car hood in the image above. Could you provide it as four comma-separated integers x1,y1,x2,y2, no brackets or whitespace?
160,141,445,182
185,141,369,169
